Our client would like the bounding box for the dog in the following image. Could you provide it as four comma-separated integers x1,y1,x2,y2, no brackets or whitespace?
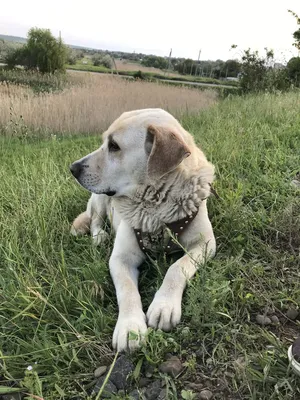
70,108,216,352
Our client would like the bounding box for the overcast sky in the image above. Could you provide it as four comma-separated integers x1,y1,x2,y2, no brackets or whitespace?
1,0,299,62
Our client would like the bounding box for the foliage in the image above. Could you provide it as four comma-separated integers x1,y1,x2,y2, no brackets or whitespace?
0,39,25,64
141,55,168,70
286,57,300,85
173,57,240,79
67,50,81,65
6,28,68,73
238,48,290,93
288,10,300,50
133,70,146,80
92,54,113,68
224,59,241,77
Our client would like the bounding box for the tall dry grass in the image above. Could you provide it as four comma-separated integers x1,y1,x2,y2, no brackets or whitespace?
0,72,217,136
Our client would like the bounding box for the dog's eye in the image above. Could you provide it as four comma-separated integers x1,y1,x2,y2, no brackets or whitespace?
108,140,120,152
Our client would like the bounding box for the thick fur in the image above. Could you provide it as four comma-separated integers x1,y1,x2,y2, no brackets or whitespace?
70,108,216,352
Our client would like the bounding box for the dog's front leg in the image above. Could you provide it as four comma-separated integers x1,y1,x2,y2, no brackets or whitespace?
147,237,216,331
109,221,147,352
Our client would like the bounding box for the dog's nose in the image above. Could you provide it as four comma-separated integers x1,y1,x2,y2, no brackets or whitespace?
70,161,82,179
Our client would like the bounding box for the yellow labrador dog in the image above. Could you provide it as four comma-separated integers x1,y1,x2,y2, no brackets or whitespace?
70,108,216,352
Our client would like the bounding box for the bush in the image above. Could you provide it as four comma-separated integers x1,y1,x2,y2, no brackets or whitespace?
133,70,146,80
4,47,26,69
67,51,78,65
101,54,113,69
239,48,290,93
92,54,113,69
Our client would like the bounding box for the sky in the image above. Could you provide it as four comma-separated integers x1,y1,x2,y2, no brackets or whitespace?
0,0,299,62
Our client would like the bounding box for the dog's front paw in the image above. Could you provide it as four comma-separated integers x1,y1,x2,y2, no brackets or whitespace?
146,291,182,331
113,311,147,352
92,229,110,246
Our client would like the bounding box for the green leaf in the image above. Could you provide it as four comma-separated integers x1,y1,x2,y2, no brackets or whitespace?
0,386,22,394
133,358,143,380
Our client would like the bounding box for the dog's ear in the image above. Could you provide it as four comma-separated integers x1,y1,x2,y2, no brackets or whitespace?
145,125,191,181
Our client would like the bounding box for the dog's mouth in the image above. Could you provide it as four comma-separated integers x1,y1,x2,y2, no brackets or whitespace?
90,188,116,196
103,190,116,196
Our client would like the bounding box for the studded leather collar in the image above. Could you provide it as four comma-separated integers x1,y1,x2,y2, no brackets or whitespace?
133,208,199,256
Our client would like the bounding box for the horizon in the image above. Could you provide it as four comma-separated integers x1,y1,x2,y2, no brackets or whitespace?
1,0,300,62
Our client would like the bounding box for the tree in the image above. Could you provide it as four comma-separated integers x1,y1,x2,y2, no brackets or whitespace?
224,59,241,77
141,55,168,70
286,57,300,85
288,10,300,51
6,28,68,73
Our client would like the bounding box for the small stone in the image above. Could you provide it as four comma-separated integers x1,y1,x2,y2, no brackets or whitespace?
199,389,213,400
195,349,204,360
2,395,22,400
159,356,183,377
271,315,280,325
263,305,274,315
145,364,155,378
145,380,162,400
129,389,141,400
286,308,299,321
186,382,204,391
139,377,152,387
158,388,167,399
94,365,107,378
109,354,134,390
93,377,117,398
292,338,300,362
256,314,272,326
291,179,300,188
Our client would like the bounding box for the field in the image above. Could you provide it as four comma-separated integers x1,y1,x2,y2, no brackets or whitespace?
66,59,237,87
0,72,217,137
72,57,182,77
0,72,300,399
114,59,178,76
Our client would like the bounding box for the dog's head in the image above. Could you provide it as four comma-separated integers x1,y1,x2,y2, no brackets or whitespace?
70,109,192,197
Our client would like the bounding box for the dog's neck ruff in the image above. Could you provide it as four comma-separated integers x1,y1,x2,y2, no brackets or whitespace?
114,172,212,233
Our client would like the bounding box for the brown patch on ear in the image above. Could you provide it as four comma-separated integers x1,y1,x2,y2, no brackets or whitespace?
147,125,191,181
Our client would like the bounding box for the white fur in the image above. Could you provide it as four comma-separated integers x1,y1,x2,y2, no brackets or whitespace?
71,108,216,352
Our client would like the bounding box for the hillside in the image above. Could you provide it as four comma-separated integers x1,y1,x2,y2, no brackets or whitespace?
0,34,96,50
0,34,27,43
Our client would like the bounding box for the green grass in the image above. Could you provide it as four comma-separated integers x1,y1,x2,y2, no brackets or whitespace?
66,63,111,74
0,92,300,399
